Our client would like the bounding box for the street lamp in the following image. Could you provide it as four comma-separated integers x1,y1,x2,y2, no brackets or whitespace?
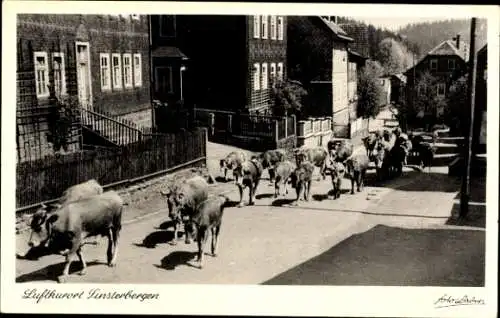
180,65,186,101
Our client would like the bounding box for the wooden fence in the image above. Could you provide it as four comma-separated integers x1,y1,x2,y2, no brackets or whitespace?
193,107,296,151
16,127,208,211
297,117,333,148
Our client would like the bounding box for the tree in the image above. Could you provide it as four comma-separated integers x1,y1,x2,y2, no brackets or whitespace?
412,71,448,130
270,79,308,117
357,60,384,119
445,75,468,135
378,38,413,74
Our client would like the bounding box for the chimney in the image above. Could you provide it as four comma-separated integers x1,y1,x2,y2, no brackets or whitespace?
331,16,337,24
453,34,460,50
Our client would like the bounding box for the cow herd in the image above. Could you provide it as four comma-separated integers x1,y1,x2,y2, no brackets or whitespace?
22,127,436,283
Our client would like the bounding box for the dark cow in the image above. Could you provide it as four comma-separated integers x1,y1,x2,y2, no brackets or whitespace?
29,179,104,250
260,149,287,184
294,146,329,181
190,194,230,269
233,157,263,207
329,161,345,199
363,133,379,158
344,150,370,194
28,191,123,283
274,160,294,198
160,176,209,245
329,140,353,163
290,161,315,205
219,151,246,182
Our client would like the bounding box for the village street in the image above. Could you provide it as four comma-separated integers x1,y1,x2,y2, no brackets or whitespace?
15,142,485,285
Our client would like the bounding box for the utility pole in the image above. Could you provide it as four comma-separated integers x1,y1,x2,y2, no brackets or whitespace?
459,17,477,220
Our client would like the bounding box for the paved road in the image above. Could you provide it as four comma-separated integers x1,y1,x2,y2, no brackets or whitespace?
16,163,480,285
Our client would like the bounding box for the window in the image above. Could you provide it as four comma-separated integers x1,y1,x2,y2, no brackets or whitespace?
34,51,49,98
122,54,133,88
253,15,260,38
448,59,455,70
437,83,446,97
160,15,176,37
277,62,284,81
270,16,277,40
277,16,284,40
112,53,122,90
100,53,111,91
253,63,260,90
155,67,173,93
261,15,268,39
51,52,66,96
270,63,276,86
430,59,437,70
133,53,142,87
261,63,268,89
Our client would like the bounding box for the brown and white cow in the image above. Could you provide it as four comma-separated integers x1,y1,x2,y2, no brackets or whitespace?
274,160,295,198
259,149,287,184
219,151,246,182
28,191,124,283
344,150,370,194
329,161,345,200
160,175,209,245
29,179,104,250
233,157,263,207
294,146,329,181
190,194,230,269
290,161,315,205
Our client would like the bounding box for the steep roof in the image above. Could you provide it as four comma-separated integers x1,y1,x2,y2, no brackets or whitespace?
316,17,354,43
152,46,189,59
428,40,464,58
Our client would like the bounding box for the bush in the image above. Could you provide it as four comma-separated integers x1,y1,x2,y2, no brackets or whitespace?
270,79,308,117
357,60,384,119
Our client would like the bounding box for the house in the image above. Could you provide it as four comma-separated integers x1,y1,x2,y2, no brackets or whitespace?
474,44,487,155
16,14,152,162
404,35,468,119
287,16,354,135
379,75,391,107
155,15,286,115
390,73,406,105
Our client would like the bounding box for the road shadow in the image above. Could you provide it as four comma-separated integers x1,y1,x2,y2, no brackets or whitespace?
364,170,462,193
215,176,232,183
271,198,296,207
255,193,275,200
224,200,241,208
16,245,52,261
262,224,485,286
312,189,350,202
134,230,178,248
446,176,486,228
155,251,198,270
16,260,103,283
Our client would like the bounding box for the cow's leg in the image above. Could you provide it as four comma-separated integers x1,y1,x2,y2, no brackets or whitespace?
350,176,355,194
211,225,221,257
274,180,280,198
284,180,288,196
107,228,115,266
224,168,228,181
76,247,87,275
359,170,365,192
58,253,75,283
171,221,179,245
268,168,275,184
305,181,312,201
237,186,244,208
110,227,120,267
196,227,208,269
184,219,193,244
248,183,255,206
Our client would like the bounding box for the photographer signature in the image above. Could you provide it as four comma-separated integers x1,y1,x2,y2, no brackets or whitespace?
434,294,486,308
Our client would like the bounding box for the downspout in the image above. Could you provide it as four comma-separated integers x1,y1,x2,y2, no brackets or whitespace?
148,15,155,130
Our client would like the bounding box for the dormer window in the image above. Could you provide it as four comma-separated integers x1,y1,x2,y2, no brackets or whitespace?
430,59,438,70
448,59,455,70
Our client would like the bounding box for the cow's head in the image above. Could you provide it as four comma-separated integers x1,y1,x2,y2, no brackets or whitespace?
28,203,60,248
373,143,386,169
233,161,254,188
161,187,181,221
330,162,345,181
294,151,307,166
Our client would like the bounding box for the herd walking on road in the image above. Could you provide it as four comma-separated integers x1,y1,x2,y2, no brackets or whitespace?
22,127,438,283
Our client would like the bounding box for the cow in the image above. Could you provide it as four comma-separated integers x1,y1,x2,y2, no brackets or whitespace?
28,191,123,283
233,157,263,207
160,175,209,245
189,194,230,269
219,151,246,182
329,161,345,199
290,161,315,205
259,149,287,185
29,179,104,250
344,150,370,194
329,140,353,163
294,146,329,181
274,160,295,198
363,133,380,159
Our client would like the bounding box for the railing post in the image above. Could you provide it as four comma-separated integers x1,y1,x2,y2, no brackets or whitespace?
292,114,296,136
284,116,288,138
209,113,215,136
274,120,279,143
228,114,232,133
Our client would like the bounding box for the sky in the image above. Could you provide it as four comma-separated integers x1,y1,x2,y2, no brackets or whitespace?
353,17,449,31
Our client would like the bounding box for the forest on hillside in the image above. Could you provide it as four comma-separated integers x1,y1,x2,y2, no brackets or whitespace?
337,17,488,75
